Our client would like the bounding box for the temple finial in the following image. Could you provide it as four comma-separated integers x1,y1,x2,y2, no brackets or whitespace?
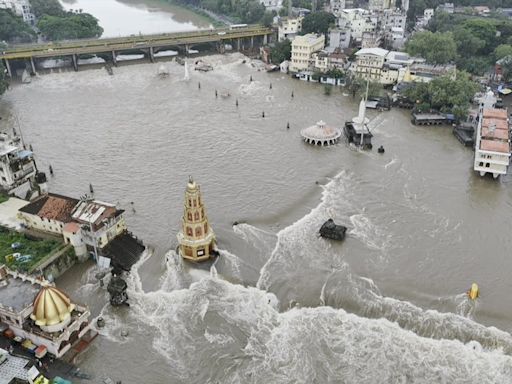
188,175,193,184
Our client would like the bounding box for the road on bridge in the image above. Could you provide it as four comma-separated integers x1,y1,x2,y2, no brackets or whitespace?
0,25,272,60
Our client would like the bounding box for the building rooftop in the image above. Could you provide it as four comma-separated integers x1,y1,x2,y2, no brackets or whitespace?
0,144,18,157
19,193,79,223
355,47,388,57
480,139,510,153
292,33,324,46
71,200,123,229
483,108,508,120
0,274,42,312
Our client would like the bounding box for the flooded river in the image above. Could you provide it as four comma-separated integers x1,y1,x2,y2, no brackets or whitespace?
1,55,512,382
59,0,212,37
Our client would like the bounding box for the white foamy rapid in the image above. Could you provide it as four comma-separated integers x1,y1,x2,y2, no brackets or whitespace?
123,271,512,383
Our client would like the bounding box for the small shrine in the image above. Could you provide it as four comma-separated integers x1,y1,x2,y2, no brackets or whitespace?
176,176,216,262
300,120,342,146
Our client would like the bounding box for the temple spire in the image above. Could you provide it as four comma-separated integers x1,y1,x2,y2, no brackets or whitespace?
176,177,216,262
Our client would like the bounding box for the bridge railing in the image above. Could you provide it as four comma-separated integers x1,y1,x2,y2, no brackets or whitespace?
4,25,269,54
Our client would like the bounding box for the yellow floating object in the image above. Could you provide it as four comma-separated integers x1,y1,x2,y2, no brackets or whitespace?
468,283,479,300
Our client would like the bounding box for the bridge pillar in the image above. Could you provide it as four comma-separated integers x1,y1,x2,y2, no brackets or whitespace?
3,59,11,78
237,38,241,51
250,36,254,49
263,34,268,45
71,54,78,72
112,51,117,66
185,44,190,56
29,58,36,75
149,47,155,63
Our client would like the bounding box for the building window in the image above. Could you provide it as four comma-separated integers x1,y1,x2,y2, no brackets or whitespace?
194,212,199,221
187,212,192,220
204,223,207,233
187,227,193,236
195,228,202,237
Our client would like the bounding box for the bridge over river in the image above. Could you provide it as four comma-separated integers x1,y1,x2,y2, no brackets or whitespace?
0,25,272,76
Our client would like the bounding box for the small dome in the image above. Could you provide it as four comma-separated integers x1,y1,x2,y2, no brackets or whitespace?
300,121,341,144
30,285,75,327
187,176,198,192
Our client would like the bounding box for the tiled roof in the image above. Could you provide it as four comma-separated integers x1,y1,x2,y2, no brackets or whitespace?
19,193,79,223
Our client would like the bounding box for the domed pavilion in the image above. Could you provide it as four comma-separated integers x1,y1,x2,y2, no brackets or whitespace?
300,120,341,146
30,285,76,333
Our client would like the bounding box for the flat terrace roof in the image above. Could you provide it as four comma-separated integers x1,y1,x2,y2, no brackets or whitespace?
481,127,509,140
0,276,40,313
482,108,508,120
482,118,508,130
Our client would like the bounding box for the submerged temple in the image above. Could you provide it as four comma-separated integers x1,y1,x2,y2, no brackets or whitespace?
176,177,216,262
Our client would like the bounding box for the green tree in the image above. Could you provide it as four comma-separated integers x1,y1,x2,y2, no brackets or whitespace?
494,44,512,60
405,31,457,64
301,11,336,35
427,11,452,32
270,39,291,64
404,72,479,121
452,25,485,57
348,77,383,99
29,0,64,17
261,10,274,27
460,19,497,53
0,9,36,43
37,13,103,40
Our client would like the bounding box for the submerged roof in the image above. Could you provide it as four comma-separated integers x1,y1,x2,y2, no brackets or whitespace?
301,121,342,142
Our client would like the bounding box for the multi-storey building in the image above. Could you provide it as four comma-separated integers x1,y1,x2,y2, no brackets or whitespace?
290,33,325,72
278,17,304,42
0,0,34,24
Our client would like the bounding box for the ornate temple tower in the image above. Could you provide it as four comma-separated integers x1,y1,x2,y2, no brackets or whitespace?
176,177,216,262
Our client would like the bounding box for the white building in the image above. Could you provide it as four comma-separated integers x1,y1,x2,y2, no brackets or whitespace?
70,198,127,251
352,48,415,84
369,0,396,10
338,9,378,44
0,134,37,196
330,0,346,16
328,28,351,50
278,17,304,42
361,31,382,48
259,0,283,11
474,106,511,178
290,33,325,72
0,0,34,24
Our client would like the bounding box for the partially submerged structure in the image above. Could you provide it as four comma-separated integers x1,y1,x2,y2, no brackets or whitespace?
177,177,217,262
300,120,342,146
474,106,511,178
18,194,144,271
